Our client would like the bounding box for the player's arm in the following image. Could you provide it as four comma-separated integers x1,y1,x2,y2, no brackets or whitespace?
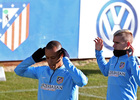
14,48,45,79
14,56,37,78
94,37,109,76
95,50,110,76
61,48,88,87
128,56,140,86
126,43,140,86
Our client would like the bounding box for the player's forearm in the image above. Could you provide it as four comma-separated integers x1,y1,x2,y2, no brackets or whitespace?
95,50,108,76
63,57,88,87
14,56,35,76
129,56,140,86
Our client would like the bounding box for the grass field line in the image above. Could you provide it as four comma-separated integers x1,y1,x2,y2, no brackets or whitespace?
0,89,38,93
79,93,106,99
0,85,107,99
0,89,106,99
81,85,107,89
0,85,107,94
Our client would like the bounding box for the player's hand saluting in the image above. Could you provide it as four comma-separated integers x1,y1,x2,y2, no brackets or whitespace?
126,42,134,57
94,37,103,51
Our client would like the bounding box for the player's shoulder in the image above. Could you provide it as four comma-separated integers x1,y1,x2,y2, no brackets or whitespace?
109,56,116,61
34,66,50,71
134,56,140,65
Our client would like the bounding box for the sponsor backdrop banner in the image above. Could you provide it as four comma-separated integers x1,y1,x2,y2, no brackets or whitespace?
0,0,139,61
0,0,80,61
79,0,140,58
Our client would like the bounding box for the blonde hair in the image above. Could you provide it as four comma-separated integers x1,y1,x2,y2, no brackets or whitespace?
113,29,133,43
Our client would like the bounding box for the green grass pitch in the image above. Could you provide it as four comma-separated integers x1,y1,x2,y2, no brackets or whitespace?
0,60,139,100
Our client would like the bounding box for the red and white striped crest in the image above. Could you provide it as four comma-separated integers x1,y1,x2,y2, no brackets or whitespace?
0,3,30,51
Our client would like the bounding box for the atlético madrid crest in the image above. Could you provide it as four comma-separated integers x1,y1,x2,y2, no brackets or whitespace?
119,62,125,69
0,2,30,51
57,76,64,84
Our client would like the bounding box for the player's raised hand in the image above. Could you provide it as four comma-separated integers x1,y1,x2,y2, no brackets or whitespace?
94,37,103,51
32,48,46,62
60,48,70,58
126,42,134,57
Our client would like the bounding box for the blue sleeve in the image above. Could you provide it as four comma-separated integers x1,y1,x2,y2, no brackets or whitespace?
128,56,140,86
14,56,38,79
63,57,88,87
95,50,110,76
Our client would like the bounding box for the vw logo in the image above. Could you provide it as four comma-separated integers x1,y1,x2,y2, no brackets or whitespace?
96,0,138,50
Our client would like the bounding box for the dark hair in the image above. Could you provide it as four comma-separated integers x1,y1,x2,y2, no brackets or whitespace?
46,41,62,50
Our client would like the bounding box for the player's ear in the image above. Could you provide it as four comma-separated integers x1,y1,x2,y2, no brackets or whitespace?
60,53,63,58
57,48,63,58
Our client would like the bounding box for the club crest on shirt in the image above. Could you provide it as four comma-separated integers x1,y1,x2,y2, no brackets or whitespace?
119,62,125,69
57,76,64,84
